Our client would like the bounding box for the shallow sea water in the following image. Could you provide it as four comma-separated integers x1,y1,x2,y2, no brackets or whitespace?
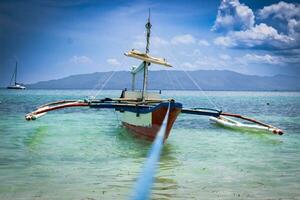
0,90,299,200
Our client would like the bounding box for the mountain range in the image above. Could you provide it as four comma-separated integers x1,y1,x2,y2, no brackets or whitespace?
27,70,300,91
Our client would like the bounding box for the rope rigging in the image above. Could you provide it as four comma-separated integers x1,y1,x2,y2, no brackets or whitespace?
89,70,117,99
151,32,222,111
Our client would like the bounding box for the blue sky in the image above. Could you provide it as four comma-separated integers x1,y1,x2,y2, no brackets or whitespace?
0,0,300,86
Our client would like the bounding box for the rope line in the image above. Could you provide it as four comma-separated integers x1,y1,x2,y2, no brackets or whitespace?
89,70,117,99
151,32,221,110
182,70,220,110
132,102,171,200
170,70,185,90
165,70,176,90
168,47,221,110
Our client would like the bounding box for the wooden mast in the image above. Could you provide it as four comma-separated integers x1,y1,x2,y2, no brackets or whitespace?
142,9,151,101
9,61,18,86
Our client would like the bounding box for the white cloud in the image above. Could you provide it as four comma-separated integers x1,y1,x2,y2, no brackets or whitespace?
180,53,235,70
107,58,121,66
288,19,300,36
242,53,283,65
240,53,300,65
258,2,300,39
214,23,294,49
179,51,288,72
212,0,255,32
219,54,231,60
258,1,300,21
70,56,93,64
133,41,145,49
152,36,169,47
181,62,195,69
171,34,196,45
198,39,210,46
133,35,168,50
212,1,300,50
214,36,234,47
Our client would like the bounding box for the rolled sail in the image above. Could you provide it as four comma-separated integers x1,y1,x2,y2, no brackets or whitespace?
125,49,172,67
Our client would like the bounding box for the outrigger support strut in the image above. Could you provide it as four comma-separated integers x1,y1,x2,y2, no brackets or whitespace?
181,108,221,117
25,100,90,120
181,107,283,135
25,98,171,121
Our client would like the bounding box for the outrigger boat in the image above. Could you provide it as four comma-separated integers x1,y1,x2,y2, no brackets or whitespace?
25,14,284,139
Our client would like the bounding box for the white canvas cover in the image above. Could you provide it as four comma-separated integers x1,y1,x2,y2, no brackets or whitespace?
125,49,172,67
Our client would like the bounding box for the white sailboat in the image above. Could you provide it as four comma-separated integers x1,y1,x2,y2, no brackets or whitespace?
7,62,26,90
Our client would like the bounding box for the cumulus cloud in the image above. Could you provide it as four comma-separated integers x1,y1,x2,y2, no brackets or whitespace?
180,53,236,70
258,1,300,21
237,53,300,66
181,62,195,69
171,34,196,45
133,35,168,50
179,50,291,72
198,39,210,46
288,19,300,36
242,53,283,65
212,0,255,32
258,1,300,36
134,34,210,52
70,56,93,64
106,58,120,66
152,36,169,47
214,36,234,47
214,23,294,49
213,1,300,50
219,54,231,60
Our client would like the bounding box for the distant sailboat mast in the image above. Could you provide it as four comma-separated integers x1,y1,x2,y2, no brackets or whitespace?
7,61,26,89
14,62,17,85
9,62,18,86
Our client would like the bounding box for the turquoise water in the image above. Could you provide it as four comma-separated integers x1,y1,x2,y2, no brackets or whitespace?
0,89,300,200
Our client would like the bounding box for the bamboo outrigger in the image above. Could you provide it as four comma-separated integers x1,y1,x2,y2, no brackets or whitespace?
25,12,284,138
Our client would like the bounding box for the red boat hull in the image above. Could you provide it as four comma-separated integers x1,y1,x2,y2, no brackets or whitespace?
122,104,182,141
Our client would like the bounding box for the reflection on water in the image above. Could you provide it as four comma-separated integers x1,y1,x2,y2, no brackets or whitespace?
24,126,48,151
115,127,180,200
114,127,151,158
0,90,300,199
153,147,179,200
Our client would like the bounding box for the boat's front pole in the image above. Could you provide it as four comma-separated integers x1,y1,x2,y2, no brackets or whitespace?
145,9,151,54
142,9,151,101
